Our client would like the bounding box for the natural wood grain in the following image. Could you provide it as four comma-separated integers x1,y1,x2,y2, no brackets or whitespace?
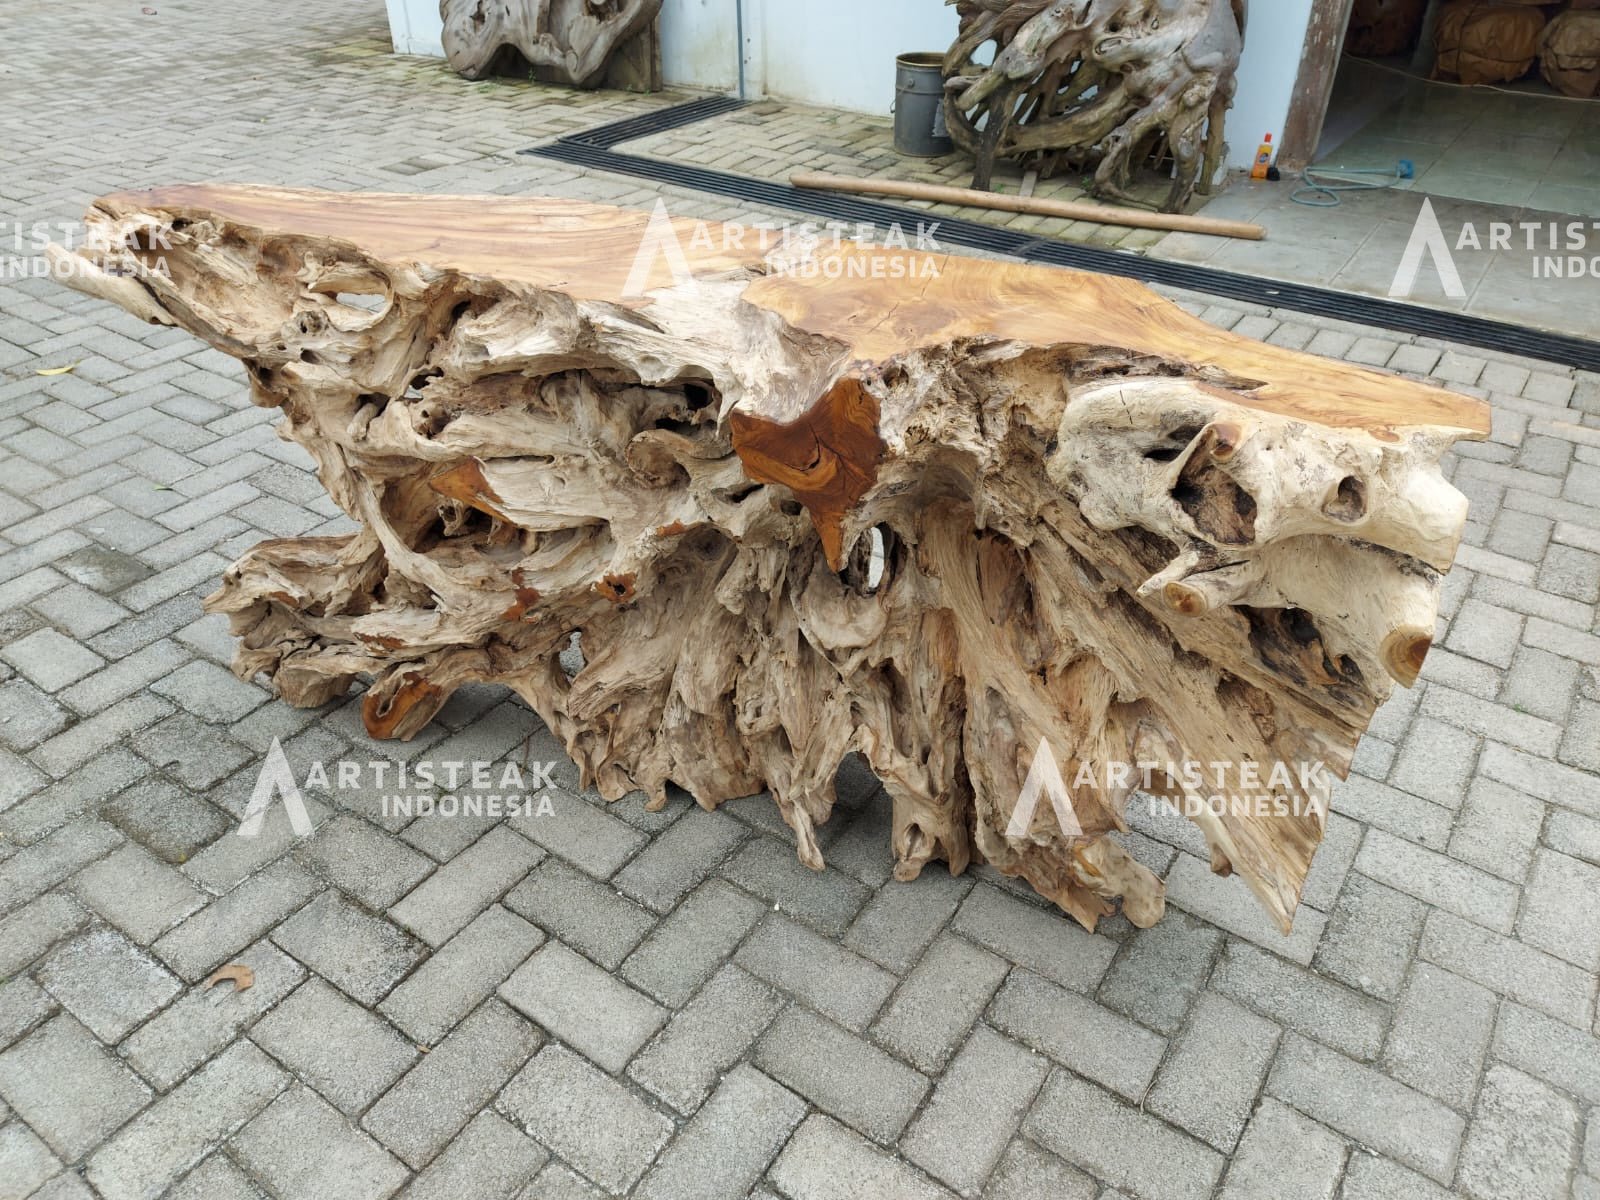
58,185,1485,936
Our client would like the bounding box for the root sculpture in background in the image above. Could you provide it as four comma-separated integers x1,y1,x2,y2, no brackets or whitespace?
439,0,662,86
942,0,1247,211
55,187,1486,936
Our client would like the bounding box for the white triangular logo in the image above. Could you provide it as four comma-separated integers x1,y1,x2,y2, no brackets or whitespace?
1389,198,1467,300
237,737,313,838
621,199,697,299
1006,737,1084,839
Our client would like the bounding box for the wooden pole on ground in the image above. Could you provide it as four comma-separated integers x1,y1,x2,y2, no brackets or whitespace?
790,171,1267,240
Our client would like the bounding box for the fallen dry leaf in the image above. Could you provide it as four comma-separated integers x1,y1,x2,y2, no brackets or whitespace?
203,963,254,993
35,363,78,376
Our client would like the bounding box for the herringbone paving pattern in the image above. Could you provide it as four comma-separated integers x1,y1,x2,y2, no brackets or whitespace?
2,2,1600,1198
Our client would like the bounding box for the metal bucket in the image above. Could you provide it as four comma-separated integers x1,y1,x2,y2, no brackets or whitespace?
894,52,953,157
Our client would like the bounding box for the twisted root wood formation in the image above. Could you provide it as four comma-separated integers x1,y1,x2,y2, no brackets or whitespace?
55,186,1486,935
944,0,1247,211
439,0,662,87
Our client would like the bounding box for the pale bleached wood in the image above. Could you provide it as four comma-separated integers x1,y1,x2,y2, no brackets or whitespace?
55,185,1485,935
943,0,1247,211
439,0,663,87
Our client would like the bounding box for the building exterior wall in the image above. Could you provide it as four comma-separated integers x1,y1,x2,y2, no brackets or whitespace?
386,0,1317,170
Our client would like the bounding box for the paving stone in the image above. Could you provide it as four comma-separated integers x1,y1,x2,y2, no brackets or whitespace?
0,628,104,691
271,890,425,1006
0,1014,152,1161
154,859,320,982
101,776,231,863
510,788,647,880
291,813,433,910
755,1005,929,1144
69,842,205,944
0,679,69,750
85,1040,286,1200
1096,912,1220,1035
33,693,176,779
870,932,1011,1074
1492,1002,1600,1105
378,904,543,1046
1420,909,1593,1028
1338,1152,1455,1200
499,1045,674,1195
0,892,88,979
1212,939,1388,1061
0,820,121,919
0,976,57,1050
1218,1098,1345,1200
841,865,970,973
984,1138,1097,1200
1355,828,1519,934
231,1085,408,1200
735,911,897,1032
0,1120,62,1198
131,711,251,789
635,1065,806,1200
1448,777,1545,882
1266,1034,1463,1184
1381,963,1496,1112
249,977,417,1115
951,883,1117,991
1457,1064,1579,1200
1517,848,1600,970
629,963,784,1115
1026,1070,1222,1200
1330,773,1452,851
990,968,1167,1103
1548,809,1600,867
612,807,747,913
36,927,181,1042
769,1113,956,1200
519,1161,606,1200
720,835,871,936
620,877,766,1007
401,1110,546,1200
902,1024,1048,1196
121,939,305,1090
1162,853,1326,965
499,940,666,1074
1309,873,1427,1003
388,825,542,947
503,856,656,970
1147,991,1280,1151
362,999,541,1170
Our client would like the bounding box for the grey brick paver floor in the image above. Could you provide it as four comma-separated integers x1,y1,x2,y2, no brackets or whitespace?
1,1,1599,1197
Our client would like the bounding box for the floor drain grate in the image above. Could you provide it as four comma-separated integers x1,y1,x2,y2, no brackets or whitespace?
522,100,1600,372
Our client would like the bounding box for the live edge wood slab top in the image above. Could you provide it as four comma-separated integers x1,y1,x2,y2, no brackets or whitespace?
99,185,1490,438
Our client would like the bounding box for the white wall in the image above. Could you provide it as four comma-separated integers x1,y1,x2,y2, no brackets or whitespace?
659,0,739,93
385,0,444,57
747,1,959,115
1226,0,1317,168
385,0,1313,169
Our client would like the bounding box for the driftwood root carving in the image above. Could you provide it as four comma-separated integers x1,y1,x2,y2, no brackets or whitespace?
942,0,1247,212
439,0,662,86
57,187,1486,935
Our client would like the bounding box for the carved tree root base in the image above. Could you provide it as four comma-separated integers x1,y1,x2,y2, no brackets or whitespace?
57,186,1486,935
439,0,663,87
